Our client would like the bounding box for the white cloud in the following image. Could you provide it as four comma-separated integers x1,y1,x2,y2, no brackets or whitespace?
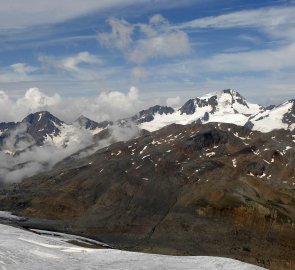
0,86,147,123
129,31,190,64
178,6,295,41
0,88,61,122
16,87,61,111
0,0,198,30
10,63,37,75
178,6,294,29
0,0,151,30
0,122,131,183
166,96,181,108
238,34,261,44
131,67,149,80
149,14,169,26
0,63,38,83
98,18,134,50
201,42,295,72
61,52,102,71
39,51,102,72
36,51,104,81
98,14,191,64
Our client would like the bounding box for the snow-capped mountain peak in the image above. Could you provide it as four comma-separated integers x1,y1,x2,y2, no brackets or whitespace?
180,89,263,116
247,99,295,132
20,111,64,145
139,89,265,131
132,105,175,124
74,115,99,130
74,115,111,131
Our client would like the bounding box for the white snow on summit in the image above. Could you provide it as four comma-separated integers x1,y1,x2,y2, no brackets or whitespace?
201,89,262,115
139,90,263,132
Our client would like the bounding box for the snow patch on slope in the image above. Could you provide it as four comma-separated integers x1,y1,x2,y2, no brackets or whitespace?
44,122,94,148
250,101,294,132
0,223,265,270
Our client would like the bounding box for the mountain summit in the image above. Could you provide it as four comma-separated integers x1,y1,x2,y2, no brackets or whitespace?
21,111,64,145
138,89,265,131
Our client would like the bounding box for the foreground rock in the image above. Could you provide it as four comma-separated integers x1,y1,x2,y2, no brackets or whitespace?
0,123,294,270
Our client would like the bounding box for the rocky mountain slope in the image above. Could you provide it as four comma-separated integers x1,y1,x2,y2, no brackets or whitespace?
1,122,294,269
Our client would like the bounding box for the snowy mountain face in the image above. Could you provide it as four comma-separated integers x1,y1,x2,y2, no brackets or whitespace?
74,115,112,133
0,112,138,182
22,111,64,145
247,100,295,132
0,111,64,147
0,112,111,152
138,89,265,132
132,105,175,123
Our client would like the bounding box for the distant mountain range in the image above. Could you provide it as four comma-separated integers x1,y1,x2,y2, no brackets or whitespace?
0,89,294,153
0,89,294,269
135,89,294,132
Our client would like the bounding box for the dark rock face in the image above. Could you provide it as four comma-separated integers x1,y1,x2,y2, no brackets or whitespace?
0,122,17,131
244,121,254,130
187,128,229,150
222,89,249,107
132,105,175,123
1,122,294,269
282,100,295,126
21,111,64,145
266,105,276,110
179,99,196,114
0,111,64,146
75,116,112,130
202,112,210,121
179,97,218,115
0,122,18,143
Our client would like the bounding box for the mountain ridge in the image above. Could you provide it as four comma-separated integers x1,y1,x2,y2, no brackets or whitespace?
0,89,294,153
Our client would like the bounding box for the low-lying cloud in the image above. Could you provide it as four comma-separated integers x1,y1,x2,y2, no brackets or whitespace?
0,120,140,183
0,86,147,123
0,86,145,183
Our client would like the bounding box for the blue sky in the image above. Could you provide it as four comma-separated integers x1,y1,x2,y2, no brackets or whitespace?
0,0,295,112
